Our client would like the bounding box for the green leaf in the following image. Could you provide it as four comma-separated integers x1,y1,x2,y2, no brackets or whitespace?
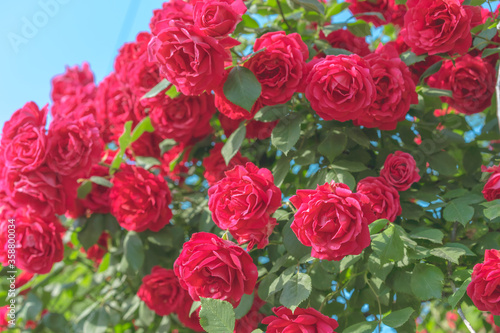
199,297,236,333
344,321,378,333
482,47,500,58
251,330,264,333
124,231,144,272
323,48,353,56
419,60,442,82
159,139,177,155
258,273,278,300
131,116,155,142
138,301,155,326
141,79,170,99
325,1,350,17
401,51,426,66
283,219,311,260
135,156,161,170
77,180,92,199
340,255,361,272
110,121,133,173
428,151,458,176
347,127,371,148
446,243,476,256
347,20,371,37
495,315,500,327
369,219,389,235
78,214,104,251
325,168,356,190
254,104,289,122
280,273,312,311
483,199,500,220
318,132,347,162
84,307,110,333
90,176,113,188
419,87,453,98
223,66,261,112
353,11,385,22
221,122,246,165
271,113,303,154
269,266,296,296
330,160,367,172
449,277,471,308
371,225,405,263
409,227,444,244
165,84,180,99
190,301,201,316
430,246,467,264
42,313,69,333
411,263,444,300
292,0,324,14
383,307,414,328
473,28,497,50
234,293,254,319
273,155,291,187
443,199,474,226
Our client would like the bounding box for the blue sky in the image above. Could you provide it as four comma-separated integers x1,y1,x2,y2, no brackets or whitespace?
0,0,161,125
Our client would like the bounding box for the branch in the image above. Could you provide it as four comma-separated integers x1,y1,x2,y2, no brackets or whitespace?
276,0,292,31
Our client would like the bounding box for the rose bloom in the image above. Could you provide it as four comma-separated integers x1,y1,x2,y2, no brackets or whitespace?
149,92,215,145
208,162,282,249
318,29,370,57
0,212,64,274
203,142,250,186
305,54,376,122
0,306,8,331
262,306,339,333
354,45,417,130
46,114,103,177
290,181,373,261
380,151,420,191
346,0,405,27
244,31,309,106
219,114,277,140
176,293,204,332
149,0,194,35
193,0,247,38
467,249,500,315
356,177,402,223
486,314,500,333
137,266,187,316
402,0,473,55
482,165,500,201
110,164,172,232
148,20,234,96
428,55,495,115
174,232,258,306
1,102,47,146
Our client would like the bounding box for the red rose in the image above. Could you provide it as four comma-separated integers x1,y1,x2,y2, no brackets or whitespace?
0,306,8,331
219,114,277,140
354,45,418,130
203,142,250,186
356,176,402,222
110,164,172,232
159,144,192,184
305,54,376,122
193,0,247,38
244,31,308,106
402,0,473,55
467,249,500,315
0,213,64,274
1,102,47,146
290,181,373,261
15,271,34,289
176,293,204,332
234,293,266,333
148,21,233,96
262,306,339,333
380,151,420,191
137,266,187,316
346,0,404,27
482,165,500,201
129,131,163,159
46,114,103,177
428,55,495,115
149,93,215,145
174,232,258,306
78,155,114,214
208,162,282,249
149,0,194,35
318,29,370,56
486,314,500,333
84,232,109,264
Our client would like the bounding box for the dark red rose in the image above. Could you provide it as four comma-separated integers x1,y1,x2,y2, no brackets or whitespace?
402,0,473,55
149,93,215,145
208,162,282,249
0,213,64,274
356,176,402,222
467,249,500,315
129,131,163,159
137,266,187,316
110,164,172,232
234,293,266,333
203,142,250,186
380,151,420,191
486,314,500,333
46,114,103,177
347,0,405,27
482,165,500,201
149,0,194,35
290,181,373,261
148,20,233,96
174,232,258,306
219,114,277,140
262,306,339,333
428,54,495,115
193,0,247,38
318,29,370,57
244,31,308,106
84,232,109,264
305,54,376,122
354,45,417,130
176,293,204,332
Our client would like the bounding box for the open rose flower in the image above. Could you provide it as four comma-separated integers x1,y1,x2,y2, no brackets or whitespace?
356,176,402,222
1,102,47,146
262,306,339,332
149,0,194,35
467,249,500,315
174,232,258,306
208,162,282,249
110,164,172,232
290,181,373,261
380,151,420,191
203,142,250,186
346,0,405,27
138,266,187,316
194,0,247,38
402,0,473,55
482,165,500,201
305,54,376,122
